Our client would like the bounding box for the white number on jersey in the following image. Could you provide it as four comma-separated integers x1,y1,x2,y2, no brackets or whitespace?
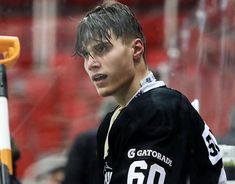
202,123,222,165
127,160,166,184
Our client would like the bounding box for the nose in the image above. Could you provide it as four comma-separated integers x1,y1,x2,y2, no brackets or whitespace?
85,54,101,71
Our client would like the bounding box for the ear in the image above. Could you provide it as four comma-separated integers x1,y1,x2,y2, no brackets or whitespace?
132,38,144,60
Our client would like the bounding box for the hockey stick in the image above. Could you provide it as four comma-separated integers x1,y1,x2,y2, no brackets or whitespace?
0,36,20,184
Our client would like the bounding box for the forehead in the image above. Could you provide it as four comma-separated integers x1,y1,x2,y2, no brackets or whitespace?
88,32,111,44
86,33,118,50
76,18,133,57
79,26,112,50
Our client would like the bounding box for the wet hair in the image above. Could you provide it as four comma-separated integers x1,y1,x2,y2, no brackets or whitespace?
75,0,146,61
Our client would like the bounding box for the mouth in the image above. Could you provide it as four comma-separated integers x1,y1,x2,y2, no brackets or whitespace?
92,74,108,82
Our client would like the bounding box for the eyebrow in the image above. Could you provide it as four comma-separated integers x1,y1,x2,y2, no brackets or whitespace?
88,40,112,51
95,41,112,48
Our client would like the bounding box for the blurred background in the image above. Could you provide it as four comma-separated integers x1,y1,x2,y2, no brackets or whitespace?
0,0,235,182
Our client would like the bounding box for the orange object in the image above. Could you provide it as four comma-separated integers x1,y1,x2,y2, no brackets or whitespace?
0,149,13,175
0,36,20,67
0,36,20,177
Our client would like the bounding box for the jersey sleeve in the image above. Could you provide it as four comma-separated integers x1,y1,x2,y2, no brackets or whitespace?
183,95,227,184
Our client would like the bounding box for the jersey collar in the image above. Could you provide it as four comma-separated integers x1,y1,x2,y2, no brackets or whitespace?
125,71,166,106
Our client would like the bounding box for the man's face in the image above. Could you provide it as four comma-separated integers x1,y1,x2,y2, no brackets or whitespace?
83,35,136,97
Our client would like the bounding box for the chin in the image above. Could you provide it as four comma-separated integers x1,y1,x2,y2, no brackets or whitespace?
97,88,114,97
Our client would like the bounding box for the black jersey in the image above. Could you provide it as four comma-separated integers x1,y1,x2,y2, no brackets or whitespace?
62,129,98,184
97,86,226,184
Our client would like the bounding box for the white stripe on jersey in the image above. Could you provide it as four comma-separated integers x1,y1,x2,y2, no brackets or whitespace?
218,167,227,184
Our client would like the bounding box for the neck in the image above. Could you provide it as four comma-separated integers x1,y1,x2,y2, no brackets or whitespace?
115,68,149,107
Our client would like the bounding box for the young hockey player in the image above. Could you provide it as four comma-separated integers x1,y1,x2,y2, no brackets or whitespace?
74,1,227,183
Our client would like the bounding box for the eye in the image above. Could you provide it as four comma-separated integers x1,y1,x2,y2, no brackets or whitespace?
94,42,112,55
82,51,92,59
83,52,89,59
